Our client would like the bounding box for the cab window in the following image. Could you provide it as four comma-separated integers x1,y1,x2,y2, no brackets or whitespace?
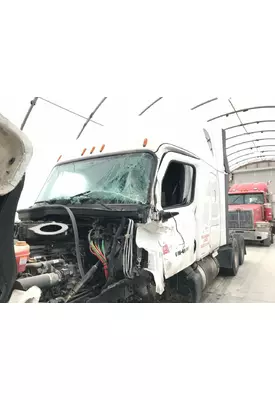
161,161,195,208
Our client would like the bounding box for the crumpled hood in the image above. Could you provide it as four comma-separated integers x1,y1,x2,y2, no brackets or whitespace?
229,204,263,222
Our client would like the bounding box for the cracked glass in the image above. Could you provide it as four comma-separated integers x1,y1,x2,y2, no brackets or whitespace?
36,152,155,205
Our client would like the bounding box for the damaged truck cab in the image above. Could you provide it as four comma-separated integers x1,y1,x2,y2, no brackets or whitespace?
13,101,246,303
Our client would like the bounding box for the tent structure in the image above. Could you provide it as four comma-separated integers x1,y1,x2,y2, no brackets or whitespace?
132,96,275,173
197,96,275,172
20,96,275,195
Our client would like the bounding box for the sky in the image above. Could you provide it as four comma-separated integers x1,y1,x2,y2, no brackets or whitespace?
2,0,275,209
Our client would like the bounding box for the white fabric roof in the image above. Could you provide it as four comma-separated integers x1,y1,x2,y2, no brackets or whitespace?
126,96,275,172
61,96,275,172
18,96,275,209
200,96,275,171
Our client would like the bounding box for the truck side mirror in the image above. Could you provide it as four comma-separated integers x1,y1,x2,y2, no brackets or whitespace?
159,210,179,222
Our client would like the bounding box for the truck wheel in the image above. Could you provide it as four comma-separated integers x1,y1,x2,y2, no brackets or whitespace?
238,236,245,266
229,238,240,276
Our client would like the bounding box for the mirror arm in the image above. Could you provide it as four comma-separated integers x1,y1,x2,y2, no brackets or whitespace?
159,210,179,223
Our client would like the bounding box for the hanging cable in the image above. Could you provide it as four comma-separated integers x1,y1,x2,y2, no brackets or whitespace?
139,97,163,116
108,218,126,278
20,96,104,131
65,261,99,302
39,97,104,126
76,97,108,140
44,205,85,278
123,219,135,278
228,98,257,150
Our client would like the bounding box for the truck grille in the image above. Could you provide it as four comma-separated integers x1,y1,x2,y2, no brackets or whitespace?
228,210,254,230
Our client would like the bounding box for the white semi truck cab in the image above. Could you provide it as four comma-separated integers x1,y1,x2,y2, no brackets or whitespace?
10,98,246,303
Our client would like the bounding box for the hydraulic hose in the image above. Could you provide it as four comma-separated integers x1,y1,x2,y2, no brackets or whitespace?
65,262,99,302
108,217,126,278
26,259,65,271
42,205,85,278
14,273,62,291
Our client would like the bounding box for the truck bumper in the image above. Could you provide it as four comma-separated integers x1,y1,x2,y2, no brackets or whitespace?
229,229,269,242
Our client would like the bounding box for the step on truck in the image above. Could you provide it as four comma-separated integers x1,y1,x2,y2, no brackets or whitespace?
228,182,275,247
1,98,246,303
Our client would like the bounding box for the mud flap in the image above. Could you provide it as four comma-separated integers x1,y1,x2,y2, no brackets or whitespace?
167,266,203,303
216,245,234,270
216,237,239,276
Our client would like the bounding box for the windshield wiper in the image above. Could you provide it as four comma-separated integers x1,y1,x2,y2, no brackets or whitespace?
34,191,94,205
35,198,112,211
70,191,91,200
36,191,137,210
35,198,69,205
69,192,113,210
36,191,93,204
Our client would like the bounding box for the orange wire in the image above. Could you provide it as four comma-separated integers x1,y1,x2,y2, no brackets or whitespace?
91,249,104,263
90,243,106,263
90,242,109,280
91,242,106,261
94,244,105,260
90,241,109,279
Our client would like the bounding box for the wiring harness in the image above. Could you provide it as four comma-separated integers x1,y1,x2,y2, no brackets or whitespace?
88,218,136,281
88,231,109,279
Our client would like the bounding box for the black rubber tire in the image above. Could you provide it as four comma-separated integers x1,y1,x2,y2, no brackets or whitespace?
228,238,240,276
271,233,274,244
238,236,245,266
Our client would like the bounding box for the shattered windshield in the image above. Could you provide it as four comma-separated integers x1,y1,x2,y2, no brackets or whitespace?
35,152,155,206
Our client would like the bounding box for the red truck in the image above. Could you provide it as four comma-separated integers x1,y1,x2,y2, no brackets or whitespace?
228,182,275,247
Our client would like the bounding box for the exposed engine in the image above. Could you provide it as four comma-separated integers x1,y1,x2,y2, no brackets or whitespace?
14,212,155,303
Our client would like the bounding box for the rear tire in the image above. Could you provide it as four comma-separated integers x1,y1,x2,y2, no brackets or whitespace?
228,238,240,276
238,236,245,266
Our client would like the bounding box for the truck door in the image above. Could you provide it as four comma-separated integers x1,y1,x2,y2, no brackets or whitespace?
154,153,197,279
